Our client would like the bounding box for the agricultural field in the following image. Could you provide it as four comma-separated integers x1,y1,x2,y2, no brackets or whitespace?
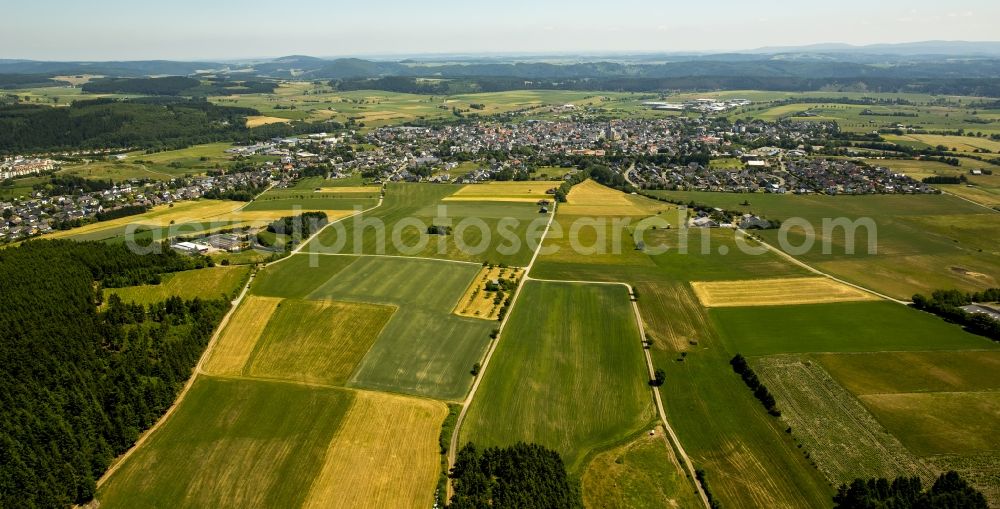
454,265,524,320
304,183,544,266
710,301,996,355
241,186,379,212
104,265,249,305
751,356,936,484
691,276,877,307
647,190,1000,299
581,427,703,509
251,253,360,298
560,179,666,216
811,350,1000,505
59,142,241,181
96,377,356,509
209,84,633,127
244,299,395,386
306,256,493,400
860,392,999,456
96,377,445,509
301,390,446,509
459,281,655,474
442,181,562,202
641,282,833,508
39,198,356,244
816,351,1000,395
723,97,1000,135
204,295,281,376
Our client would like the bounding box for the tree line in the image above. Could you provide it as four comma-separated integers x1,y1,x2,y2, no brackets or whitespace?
911,288,1000,340
833,471,988,508
730,354,780,416
0,240,229,507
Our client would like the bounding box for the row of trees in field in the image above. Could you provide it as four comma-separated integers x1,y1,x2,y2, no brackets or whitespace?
730,354,781,416
0,240,230,507
912,288,1000,340
449,442,582,508
833,471,988,508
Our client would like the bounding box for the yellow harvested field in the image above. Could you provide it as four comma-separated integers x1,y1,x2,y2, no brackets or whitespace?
560,179,668,216
902,134,1000,153
443,181,562,202
455,266,525,320
691,277,879,307
43,200,244,239
302,390,446,509
204,296,281,376
316,186,382,193
245,115,291,128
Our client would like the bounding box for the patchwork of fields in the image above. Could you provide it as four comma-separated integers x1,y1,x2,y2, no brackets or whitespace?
93,152,1000,506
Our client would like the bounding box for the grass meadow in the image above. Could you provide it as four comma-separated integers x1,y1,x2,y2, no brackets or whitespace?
710,301,996,355
104,266,249,305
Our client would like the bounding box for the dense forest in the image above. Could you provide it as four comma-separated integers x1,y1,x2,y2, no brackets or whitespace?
82,76,278,96
0,98,257,154
833,472,988,508
0,240,230,508
0,97,332,155
82,76,201,95
449,442,583,509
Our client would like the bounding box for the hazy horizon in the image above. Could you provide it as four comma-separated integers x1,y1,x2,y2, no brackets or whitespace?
4,0,999,61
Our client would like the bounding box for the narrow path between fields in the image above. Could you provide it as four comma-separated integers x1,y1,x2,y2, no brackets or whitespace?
96,192,385,488
737,227,910,305
940,189,1000,214
445,203,557,500
526,277,712,509
446,202,711,508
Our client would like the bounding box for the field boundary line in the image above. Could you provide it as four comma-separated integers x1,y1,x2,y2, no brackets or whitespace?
737,227,909,305
940,189,1000,214
524,277,712,508
302,252,483,266
95,189,385,488
446,206,557,500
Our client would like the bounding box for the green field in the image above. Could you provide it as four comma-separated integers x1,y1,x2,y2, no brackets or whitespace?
640,282,833,508
646,190,1000,299
305,183,543,266
245,299,395,386
710,301,996,355
59,142,241,181
306,256,492,400
460,281,655,474
97,377,355,508
860,392,1000,456
251,254,360,298
105,266,249,305
816,351,1000,395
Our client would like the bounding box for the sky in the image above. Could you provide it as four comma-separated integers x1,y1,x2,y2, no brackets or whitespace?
4,0,999,61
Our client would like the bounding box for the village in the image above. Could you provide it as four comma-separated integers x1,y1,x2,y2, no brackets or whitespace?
0,117,942,243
